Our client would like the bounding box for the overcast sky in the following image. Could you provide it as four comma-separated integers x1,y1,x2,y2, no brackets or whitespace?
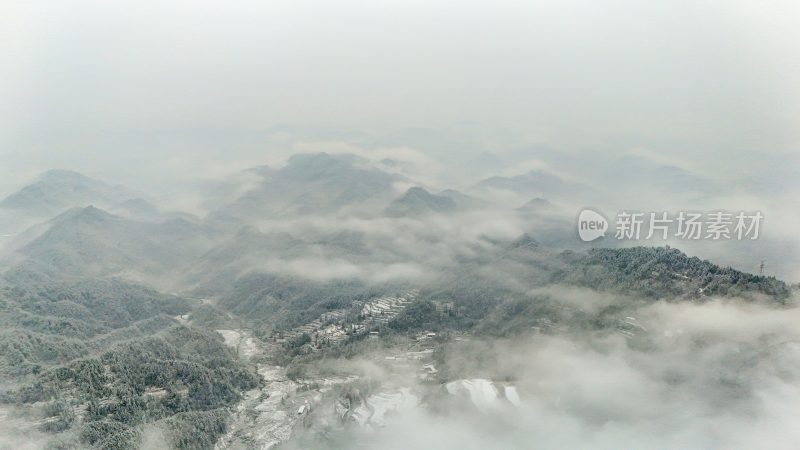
1,0,798,221
2,0,797,163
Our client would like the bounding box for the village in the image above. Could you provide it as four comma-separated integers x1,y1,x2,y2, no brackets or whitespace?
273,289,423,349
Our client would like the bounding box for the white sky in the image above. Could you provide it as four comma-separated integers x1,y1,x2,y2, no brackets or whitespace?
1,0,798,199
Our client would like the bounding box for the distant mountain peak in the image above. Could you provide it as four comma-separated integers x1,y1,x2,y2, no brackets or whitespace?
0,170,138,217
38,169,94,182
283,152,370,178
406,186,430,196
510,233,540,250
54,205,117,224
115,197,156,209
517,197,556,213
110,197,161,220
476,170,585,199
385,186,458,217
217,152,403,219
243,165,273,178
286,152,350,168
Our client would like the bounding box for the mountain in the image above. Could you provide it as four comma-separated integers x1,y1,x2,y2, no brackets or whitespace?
0,166,790,450
215,153,404,220
0,170,139,217
385,187,458,217
109,197,161,221
611,155,719,196
0,278,258,450
438,189,487,209
181,227,305,291
556,246,791,301
243,164,273,178
475,169,586,199
10,206,213,286
516,197,557,214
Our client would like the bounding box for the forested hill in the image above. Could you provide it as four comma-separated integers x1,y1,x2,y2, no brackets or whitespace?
557,246,791,301
0,277,260,449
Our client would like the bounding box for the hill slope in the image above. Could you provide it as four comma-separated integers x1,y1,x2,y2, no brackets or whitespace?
11,206,212,285
0,170,138,217
385,187,458,217
216,153,404,220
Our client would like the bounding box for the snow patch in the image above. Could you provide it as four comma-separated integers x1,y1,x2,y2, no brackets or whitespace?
504,386,521,407
446,379,500,412
352,388,419,428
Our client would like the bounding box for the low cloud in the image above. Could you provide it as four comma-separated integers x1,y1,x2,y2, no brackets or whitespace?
303,294,800,450
262,257,428,284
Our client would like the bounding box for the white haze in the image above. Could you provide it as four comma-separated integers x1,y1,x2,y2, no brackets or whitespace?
294,294,800,450
2,0,798,188
0,1,798,448
2,0,798,279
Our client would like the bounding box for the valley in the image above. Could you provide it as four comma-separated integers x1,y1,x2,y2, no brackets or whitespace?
0,156,795,450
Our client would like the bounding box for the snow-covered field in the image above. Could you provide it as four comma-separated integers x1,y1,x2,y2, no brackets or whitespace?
216,364,301,449
216,329,260,360
446,379,522,411
351,388,419,428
